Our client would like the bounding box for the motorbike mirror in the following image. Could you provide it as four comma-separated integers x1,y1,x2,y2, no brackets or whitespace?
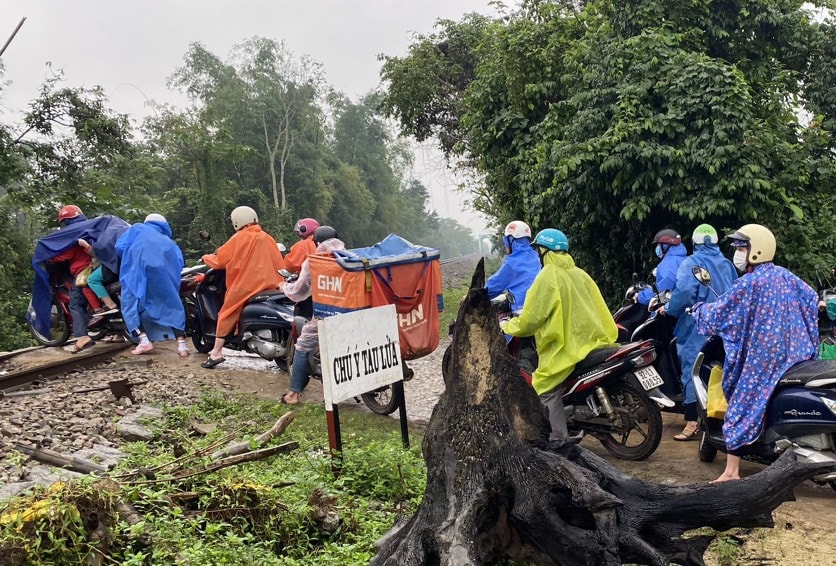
198,230,211,242
692,266,712,286
631,272,639,285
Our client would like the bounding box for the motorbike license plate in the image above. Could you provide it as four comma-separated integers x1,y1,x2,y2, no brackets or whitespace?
635,366,664,391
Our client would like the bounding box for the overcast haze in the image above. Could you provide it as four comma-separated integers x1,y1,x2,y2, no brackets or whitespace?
1,0,497,234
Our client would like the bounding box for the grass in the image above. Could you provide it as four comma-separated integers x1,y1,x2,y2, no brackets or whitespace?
0,392,427,566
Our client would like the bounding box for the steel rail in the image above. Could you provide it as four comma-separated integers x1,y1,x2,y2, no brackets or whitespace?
0,342,131,392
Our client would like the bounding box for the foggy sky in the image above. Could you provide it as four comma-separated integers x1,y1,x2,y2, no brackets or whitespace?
1,0,496,233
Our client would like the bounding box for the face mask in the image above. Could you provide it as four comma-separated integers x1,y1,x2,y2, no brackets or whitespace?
733,249,749,272
654,245,663,259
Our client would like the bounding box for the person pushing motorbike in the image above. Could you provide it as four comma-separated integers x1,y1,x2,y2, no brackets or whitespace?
500,229,617,439
200,206,286,368
692,224,819,482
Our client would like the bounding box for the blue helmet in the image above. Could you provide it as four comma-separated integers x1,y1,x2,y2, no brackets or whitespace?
532,229,569,252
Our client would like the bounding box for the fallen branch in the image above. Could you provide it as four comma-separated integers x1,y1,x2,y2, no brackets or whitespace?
210,412,295,460
15,443,107,474
126,442,299,485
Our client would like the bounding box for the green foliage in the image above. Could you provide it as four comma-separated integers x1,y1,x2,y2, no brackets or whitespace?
0,391,427,565
382,0,836,300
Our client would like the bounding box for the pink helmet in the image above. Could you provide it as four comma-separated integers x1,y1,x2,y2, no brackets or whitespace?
293,218,320,239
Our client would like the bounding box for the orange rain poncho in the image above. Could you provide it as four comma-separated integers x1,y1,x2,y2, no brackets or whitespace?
202,224,285,336
283,237,317,273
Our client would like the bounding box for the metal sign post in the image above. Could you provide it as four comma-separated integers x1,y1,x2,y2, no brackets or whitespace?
320,305,408,468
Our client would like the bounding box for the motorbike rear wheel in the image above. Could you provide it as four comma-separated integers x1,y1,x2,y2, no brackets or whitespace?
362,385,400,415
698,429,718,463
28,297,71,346
598,379,663,461
191,324,215,354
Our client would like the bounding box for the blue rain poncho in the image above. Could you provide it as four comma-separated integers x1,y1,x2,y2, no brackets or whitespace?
29,215,129,336
501,252,618,395
637,243,687,305
693,263,818,450
485,239,541,313
116,220,186,341
665,243,738,405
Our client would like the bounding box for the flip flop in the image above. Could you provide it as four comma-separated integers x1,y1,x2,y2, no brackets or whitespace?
280,393,299,405
70,340,96,354
673,427,700,441
201,356,226,369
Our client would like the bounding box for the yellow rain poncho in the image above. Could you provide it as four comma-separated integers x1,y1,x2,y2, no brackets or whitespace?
502,252,617,395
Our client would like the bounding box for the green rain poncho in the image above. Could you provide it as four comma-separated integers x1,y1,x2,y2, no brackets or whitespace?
502,252,617,395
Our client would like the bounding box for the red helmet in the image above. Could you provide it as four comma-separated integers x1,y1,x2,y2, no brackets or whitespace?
652,229,682,246
58,205,83,223
293,218,320,239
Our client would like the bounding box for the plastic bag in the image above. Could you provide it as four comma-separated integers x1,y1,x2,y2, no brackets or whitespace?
75,265,94,287
820,341,836,361
706,363,728,419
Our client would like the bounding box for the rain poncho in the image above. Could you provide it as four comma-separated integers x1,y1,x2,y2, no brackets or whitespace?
665,243,738,405
202,224,285,337
284,237,317,273
693,263,818,450
29,215,129,337
501,252,618,395
637,242,687,305
485,239,541,314
116,220,186,340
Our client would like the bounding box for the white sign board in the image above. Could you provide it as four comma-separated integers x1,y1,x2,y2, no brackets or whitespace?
319,304,403,409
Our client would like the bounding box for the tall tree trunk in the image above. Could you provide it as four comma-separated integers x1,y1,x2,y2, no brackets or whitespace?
262,113,280,209
372,259,836,566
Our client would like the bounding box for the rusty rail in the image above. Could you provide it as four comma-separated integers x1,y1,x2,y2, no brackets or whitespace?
0,342,130,392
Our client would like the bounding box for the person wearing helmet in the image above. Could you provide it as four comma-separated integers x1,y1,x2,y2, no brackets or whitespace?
278,226,345,405
501,228,617,438
48,205,102,352
693,224,819,482
116,213,190,357
485,221,541,314
660,224,738,441
284,218,321,274
200,206,286,368
636,229,687,306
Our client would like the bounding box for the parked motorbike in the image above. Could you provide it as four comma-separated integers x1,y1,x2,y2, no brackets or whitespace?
27,264,131,346
689,267,836,490
491,292,671,460
190,267,295,364
612,274,684,412
279,270,409,415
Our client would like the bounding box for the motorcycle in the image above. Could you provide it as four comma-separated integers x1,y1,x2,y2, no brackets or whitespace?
27,264,132,346
190,267,295,364
612,274,684,411
689,267,836,490
279,270,409,416
492,292,671,460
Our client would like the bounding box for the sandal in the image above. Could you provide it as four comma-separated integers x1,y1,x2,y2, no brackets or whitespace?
280,392,299,405
201,356,226,369
673,426,700,442
69,340,96,354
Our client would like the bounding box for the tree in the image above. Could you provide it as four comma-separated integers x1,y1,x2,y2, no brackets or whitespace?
381,0,836,299
372,261,836,565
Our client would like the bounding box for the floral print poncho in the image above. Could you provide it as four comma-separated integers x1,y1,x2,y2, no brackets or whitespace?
693,263,818,450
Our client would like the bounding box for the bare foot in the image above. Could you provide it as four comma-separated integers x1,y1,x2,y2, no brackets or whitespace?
710,472,740,483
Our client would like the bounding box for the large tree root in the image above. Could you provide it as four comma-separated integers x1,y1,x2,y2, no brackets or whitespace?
372,260,836,566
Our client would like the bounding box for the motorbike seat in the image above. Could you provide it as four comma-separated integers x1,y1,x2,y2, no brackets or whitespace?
778,360,836,388
247,289,286,303
573,345,622,373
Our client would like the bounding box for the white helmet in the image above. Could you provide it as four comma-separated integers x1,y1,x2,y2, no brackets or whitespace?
504,221,532,240
230,206,258,231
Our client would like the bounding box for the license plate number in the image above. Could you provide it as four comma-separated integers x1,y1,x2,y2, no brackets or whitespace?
635,366,664,390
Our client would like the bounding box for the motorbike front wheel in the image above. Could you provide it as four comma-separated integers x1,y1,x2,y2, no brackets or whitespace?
598,379,663,461
361,385,400,415
698,429,718,463
28,297,71,346
191,324,215,354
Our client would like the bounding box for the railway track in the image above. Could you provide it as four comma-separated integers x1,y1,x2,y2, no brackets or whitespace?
0,342,130,392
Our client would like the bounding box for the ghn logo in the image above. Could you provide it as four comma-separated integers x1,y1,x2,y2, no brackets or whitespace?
316,275,343,293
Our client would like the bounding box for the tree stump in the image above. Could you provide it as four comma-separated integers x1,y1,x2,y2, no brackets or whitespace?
372,259,836,566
